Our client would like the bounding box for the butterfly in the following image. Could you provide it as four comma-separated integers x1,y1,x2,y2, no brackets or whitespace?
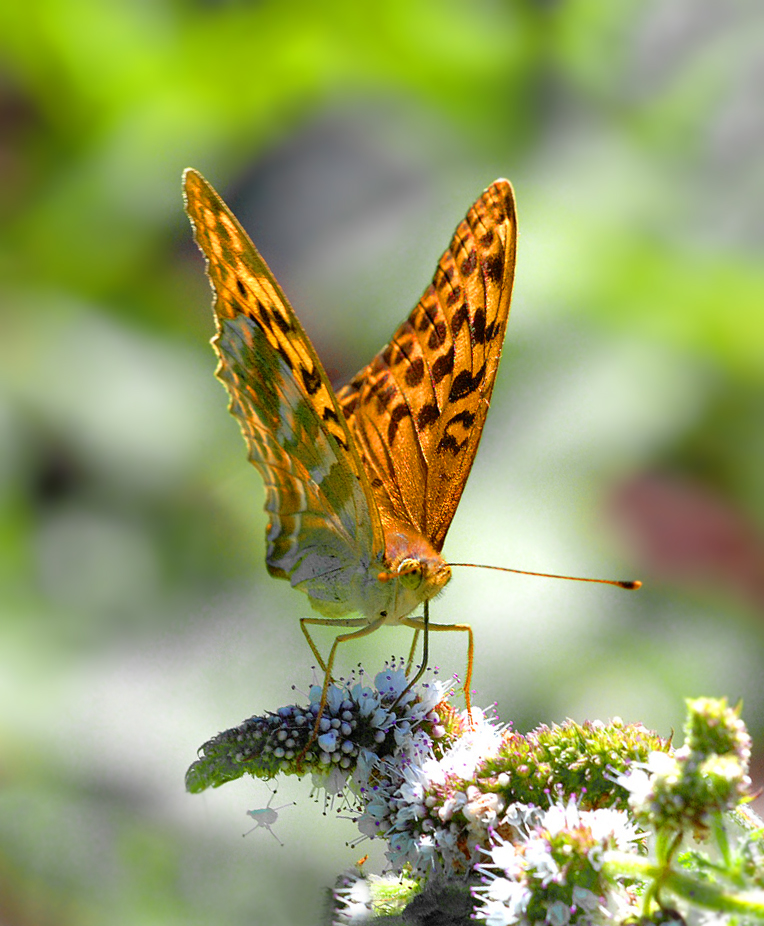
183,169,517,727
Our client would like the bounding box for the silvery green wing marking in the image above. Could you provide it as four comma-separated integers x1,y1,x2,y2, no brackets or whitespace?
183,169,387,618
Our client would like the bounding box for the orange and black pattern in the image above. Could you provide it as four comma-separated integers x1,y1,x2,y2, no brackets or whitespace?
337,181,516,552
183,169,516,622
183,169,382,603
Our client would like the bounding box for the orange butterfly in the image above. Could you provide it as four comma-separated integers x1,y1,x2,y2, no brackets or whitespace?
183,169,516,724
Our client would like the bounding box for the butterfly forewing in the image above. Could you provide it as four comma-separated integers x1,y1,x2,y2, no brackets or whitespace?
183,169,385,609
336,180,517,552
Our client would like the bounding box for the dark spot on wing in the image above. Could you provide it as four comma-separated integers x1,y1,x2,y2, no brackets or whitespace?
236,277,246,297
301,365,322,395
473,308,486,344
438,264,454,285
484,252,504,283
432,346,455,384
276,343,293,370
255,299,273,331
446,286,462,307
449,363,486,401
450,304,469,337
383,342,408,367
449,409,476,429
272,310,291,334
428,320,447,350
369,374,396,410
417,403,439,429
405,357,425,387
436,433,462,455
387,403,410,445
461,250,477,276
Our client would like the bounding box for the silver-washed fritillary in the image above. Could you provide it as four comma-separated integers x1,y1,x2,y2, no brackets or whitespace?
183,169,517,722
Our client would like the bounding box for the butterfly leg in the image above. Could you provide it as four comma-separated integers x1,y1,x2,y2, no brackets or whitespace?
297,615,386,763
300,615,371,676
299,617,334,674
401,608,474,722
405,628,421,676
429,621,474,722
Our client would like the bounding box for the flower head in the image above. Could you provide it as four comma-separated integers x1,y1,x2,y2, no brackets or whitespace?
473,797,644,925
185,659,447,795
617,697,752,835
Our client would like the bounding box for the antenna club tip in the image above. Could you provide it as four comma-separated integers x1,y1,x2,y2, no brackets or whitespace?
620,579,642,590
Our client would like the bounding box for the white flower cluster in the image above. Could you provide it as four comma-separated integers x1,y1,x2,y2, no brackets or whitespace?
332,870,374,924
353,697,506,873
310,661,449,798
323,693,763,926
473,799,644,926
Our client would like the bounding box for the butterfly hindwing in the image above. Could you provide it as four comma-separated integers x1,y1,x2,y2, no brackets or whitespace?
183,169,385,610
336,180,517,552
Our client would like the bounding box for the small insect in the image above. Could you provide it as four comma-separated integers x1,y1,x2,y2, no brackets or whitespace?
243,791,296,846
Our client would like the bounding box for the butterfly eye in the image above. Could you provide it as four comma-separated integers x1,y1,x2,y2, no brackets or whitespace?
398,560,424,590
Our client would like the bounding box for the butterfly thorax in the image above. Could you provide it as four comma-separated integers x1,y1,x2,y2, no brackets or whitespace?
296,525,451,626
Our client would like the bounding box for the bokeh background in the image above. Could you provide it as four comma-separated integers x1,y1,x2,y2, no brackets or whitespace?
2,2,763,924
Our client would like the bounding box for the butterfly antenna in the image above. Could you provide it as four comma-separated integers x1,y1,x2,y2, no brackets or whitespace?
447,563,641,590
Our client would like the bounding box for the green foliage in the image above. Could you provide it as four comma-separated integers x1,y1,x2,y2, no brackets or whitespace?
1,3,763,925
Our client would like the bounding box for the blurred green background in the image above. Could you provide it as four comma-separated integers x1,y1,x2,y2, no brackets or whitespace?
1,2,763,924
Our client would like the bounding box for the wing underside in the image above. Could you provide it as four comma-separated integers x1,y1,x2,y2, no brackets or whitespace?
183,169,384,612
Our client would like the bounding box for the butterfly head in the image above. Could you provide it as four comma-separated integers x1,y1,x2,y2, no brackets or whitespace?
376,528,452,621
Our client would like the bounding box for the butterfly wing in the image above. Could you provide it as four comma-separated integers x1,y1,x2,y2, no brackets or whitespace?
336,180,517,552
183,169,385,614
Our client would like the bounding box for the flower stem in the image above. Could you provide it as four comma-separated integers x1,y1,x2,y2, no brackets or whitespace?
712,811,732,868
604,851,764,919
